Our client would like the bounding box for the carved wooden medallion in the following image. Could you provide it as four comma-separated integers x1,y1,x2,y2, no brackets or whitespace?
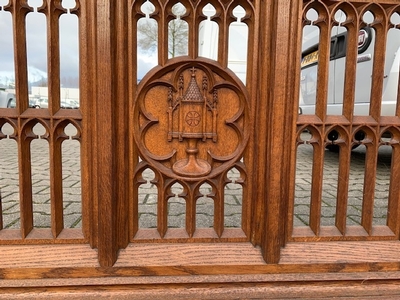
134,58,249,180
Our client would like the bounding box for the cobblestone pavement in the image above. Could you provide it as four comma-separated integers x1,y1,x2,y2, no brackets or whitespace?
294,132,392,227
0,123,392,232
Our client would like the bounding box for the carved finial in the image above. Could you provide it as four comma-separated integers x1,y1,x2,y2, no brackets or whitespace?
202,76,208,91
183,68,203,102
168,87,173,105
191,67,196,77
179,75,184,90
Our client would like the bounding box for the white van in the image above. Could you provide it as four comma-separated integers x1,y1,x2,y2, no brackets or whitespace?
198,5,248,83
300,25,400,116
0,89,16,108
199,9,399,116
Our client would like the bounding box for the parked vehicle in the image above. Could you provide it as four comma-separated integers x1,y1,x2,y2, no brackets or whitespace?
0,89,16,108
61,99,79,109
29,97,37,108
34,97,48,109
299,24,400,116
7,97,16,108
199,8,399,117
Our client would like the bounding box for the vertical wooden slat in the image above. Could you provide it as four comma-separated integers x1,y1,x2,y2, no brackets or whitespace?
186,187,195,237
361,142,379,235
397,51,400,116
341,11,358,121
335,6,358,233
10,0,30,113
49,124,67,237
185,4,196,59
0,189,3,230
335,142,351,235
129,0,140,241
114,0,130,250
251,0,268,246
369,8,388,120
93,0,130,263
43,0,64,115
214,178,224,238
18,123,34,237
158,6,168,66
131,168,143,239
261,0,295,263
387,143,400,236
95,0,117,266
314,7,330,121
80,0,97,246
12,0,35,235
44,0,66,238
77,0,92,242
217,6,229,68
280,0,302,245
397,66,400,116
309,141,324,235
242,2,258,238
158,180,168,238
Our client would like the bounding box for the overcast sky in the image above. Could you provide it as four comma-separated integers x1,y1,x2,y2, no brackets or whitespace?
0,1,257,88
0,2,80,87
0,0,156,88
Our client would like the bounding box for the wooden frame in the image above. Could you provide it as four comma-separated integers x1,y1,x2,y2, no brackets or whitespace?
0,0,400,297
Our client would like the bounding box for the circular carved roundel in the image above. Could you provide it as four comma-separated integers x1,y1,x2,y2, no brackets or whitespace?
133,58,250,180
185,111,201,127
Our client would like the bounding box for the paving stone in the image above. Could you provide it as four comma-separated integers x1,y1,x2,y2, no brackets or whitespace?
196,214,213,228
139,204,157,214
293,215,309,226
168,215,186,228
63,202,82,215
168,202,186,216
224,214,241,228
64,214,82,228
139,213,157,228
2,212,21,229
0,132,394,232
33,212,51,228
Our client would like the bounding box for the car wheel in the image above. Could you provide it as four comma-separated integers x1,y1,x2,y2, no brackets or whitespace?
326,144,340,152
326,144,360,152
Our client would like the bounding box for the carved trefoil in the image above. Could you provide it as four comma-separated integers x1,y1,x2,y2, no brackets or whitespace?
134,59,249,181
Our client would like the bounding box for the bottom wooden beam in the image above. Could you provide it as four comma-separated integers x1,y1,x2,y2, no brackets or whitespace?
0,241,400,298
1,273,400,299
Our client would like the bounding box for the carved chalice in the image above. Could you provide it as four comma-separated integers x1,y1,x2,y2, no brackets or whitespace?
169,68,215,177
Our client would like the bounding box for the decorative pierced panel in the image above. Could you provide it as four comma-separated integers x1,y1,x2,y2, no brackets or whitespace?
291,1,400,241
0,0,84,243
131,0,255,242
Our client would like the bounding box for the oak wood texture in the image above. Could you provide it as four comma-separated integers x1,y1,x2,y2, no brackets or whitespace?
0,241,400,297
1,241,400,277
0,0,400,297
1,276,400,299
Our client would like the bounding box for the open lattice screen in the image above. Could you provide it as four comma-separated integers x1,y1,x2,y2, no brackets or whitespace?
0,0,84,243
290,1,400,242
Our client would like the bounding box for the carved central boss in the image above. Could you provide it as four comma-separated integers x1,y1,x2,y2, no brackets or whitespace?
134,59,249,180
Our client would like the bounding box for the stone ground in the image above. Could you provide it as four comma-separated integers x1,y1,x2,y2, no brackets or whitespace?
294,140,391,227
0,123,392,232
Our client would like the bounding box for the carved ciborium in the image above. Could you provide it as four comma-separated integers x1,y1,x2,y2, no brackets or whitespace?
168,67,217,177
134,58,249,181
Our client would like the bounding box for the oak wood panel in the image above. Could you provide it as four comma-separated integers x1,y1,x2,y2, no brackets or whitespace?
1,279,400,299
2,242,400,298
1,0,400,295
0,241,400,278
